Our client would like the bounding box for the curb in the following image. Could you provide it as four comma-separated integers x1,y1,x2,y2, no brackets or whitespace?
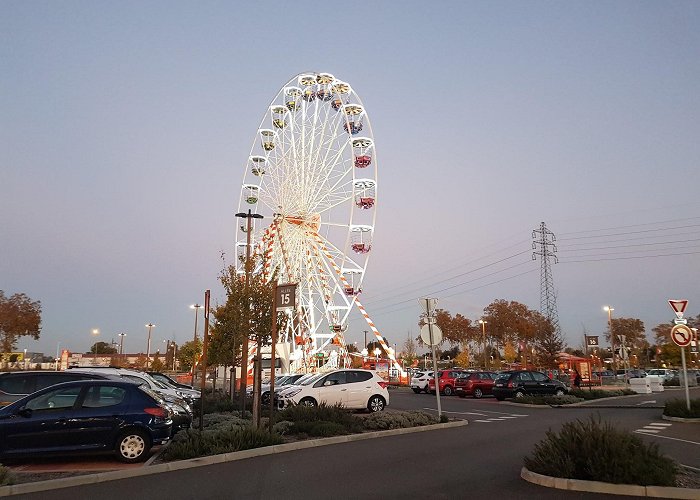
662,415,700,423
521,466,700,499
0,419,468,497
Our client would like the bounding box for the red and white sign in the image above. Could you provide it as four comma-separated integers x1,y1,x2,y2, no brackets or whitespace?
670,324,693,347
668,299,689,319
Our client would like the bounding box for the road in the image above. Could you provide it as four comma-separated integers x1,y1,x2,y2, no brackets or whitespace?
9,386,698,499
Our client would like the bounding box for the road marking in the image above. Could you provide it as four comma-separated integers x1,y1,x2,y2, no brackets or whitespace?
637,429,661,433
474,419,494,423
499,416,519,419
637,400,657,405
635,431,700,446
646,423,671,427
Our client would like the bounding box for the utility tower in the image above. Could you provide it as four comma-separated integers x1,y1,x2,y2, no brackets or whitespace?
532,222,560,333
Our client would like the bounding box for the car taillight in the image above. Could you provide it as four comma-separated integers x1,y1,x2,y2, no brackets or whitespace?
377,381,388,389
144,407,168,418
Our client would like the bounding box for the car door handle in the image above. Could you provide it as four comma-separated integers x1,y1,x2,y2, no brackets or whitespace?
340,389,347,391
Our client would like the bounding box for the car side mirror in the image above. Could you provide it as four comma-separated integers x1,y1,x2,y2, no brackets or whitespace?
18,408,33,418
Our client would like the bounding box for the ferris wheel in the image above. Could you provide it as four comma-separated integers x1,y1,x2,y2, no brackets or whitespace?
236,72,387,371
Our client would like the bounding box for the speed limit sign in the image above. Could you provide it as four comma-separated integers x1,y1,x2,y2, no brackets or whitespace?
276,284,297,310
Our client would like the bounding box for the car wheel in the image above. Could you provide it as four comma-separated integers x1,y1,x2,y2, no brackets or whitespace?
514,390,525,398
116,429,151,464
368,395,386,412
412,388,421,394
443,386,453,397
299,397,317,407
555,388,565,397
473,388,483,399
261,392,270,405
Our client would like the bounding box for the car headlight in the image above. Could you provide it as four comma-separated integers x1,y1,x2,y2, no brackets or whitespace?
282,388,302,398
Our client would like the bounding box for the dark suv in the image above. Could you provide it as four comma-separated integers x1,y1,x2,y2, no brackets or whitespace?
492,370,568,401
0,371,115,407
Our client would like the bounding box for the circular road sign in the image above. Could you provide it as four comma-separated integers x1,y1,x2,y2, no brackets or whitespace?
670,324,693,347
420,324,443,346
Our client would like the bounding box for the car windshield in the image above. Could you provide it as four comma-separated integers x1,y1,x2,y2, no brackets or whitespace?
412,372,424,378
495,373,512,382
299,373,325,386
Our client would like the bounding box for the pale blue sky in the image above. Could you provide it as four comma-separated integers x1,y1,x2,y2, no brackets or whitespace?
2,1,699,356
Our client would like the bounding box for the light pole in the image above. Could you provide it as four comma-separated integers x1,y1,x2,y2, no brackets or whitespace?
118,333,126,366
145,323,155,369
91,328,100,366
603,306,615,372
190,304,203,384
23,348,27,370
479,320,487,369
374,347,381,362
235,209,264,414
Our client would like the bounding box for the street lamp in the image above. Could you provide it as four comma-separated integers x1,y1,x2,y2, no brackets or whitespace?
603,306,615,372
235,209,264,414
91,329,100,366
374,347,381,362
190,304,203,385
145,323,155,369
118,332,126,358
479,320,487,369
23,348,27,370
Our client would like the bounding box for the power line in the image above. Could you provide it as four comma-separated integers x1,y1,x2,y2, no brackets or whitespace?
557,216,700,237
557,237,700,253
560,250,700,264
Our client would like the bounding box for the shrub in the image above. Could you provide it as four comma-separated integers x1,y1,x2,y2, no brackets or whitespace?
663,398,700,418
362,411,439,431
291,420,349,437
194,393,248,415
524,416,677,486
195,411,251,431
161,426,282,461
569,389,634,400
0,465,16,486
514,395,583,405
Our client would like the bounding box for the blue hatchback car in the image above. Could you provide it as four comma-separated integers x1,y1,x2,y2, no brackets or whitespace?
0,379,172,463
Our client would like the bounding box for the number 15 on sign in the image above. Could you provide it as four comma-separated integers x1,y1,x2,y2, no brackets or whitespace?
276,284,297,310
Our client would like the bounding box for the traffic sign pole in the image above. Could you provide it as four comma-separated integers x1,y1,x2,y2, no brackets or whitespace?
425,298,442,418
681,346,690,412
668,299,691,412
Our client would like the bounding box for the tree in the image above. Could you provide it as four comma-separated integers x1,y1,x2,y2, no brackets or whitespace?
401,335,418,368
88,341,118,355
454,350,470,368
151,353,165,372
177,339,202,372
607,317,647,364
0,291,42,354
533,313,564,369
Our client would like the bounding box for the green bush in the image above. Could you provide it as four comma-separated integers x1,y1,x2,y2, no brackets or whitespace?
362,411,439,431
290,420,349,437
0,465,16,486
273,403,364,435
524,416,677,486
194,411,250,431
161,426,283,461
514,395,583,405
663,398,700,418
569,389,635,400
194,393,248,415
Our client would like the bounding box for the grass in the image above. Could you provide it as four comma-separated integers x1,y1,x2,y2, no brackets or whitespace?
663,398,700,419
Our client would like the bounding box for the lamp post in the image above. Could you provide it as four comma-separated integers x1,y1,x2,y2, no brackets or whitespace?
374,347,381,362
118,333,126,366
91,329,100,366
603,306,615,372
479,320,487,369
190,304,203,384
145,323,155,369
235,209,264,414
23,348,27,370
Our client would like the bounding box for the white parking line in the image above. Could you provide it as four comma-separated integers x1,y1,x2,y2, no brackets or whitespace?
646,423,672,427
637,429,661,433
474,419,494,423
635,431,700,446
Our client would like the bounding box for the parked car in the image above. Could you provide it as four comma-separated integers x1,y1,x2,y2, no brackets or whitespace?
146,371,196,391
69,367,199,405
646,369,678,382
455,371,498,399
492,370,568,401
427,370,465,396
0,380,172,463
0,370,118,407
409,371,433,394
616,369,646,381
257,374,307,404
276,369,389,412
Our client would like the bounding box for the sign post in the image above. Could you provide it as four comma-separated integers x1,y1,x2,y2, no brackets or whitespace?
420,298,442,418
668,299,691,412
268,283,296,430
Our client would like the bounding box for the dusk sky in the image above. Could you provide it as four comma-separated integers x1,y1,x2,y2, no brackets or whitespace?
2,1,699,358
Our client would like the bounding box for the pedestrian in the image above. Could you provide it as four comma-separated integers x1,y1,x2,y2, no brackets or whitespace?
573,368,582,389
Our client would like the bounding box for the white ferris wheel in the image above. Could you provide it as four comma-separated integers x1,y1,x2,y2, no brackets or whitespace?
236,72,387,371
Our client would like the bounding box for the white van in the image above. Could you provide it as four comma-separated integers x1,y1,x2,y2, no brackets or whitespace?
646,369,677,382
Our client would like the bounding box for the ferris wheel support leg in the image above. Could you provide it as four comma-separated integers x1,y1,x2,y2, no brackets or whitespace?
354,299,407,378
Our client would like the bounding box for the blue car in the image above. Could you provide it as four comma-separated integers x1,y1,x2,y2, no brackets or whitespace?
0,379,172,463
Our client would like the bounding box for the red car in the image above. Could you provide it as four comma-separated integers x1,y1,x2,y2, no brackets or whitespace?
455,371,499,399
427,370,465,396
